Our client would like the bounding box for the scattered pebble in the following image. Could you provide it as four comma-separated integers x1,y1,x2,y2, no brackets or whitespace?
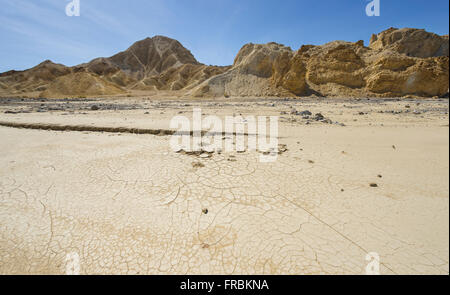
278,144,288,154
192,162,205,168
314,113,324,121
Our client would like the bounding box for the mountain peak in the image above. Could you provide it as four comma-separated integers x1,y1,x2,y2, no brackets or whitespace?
103,36,199,79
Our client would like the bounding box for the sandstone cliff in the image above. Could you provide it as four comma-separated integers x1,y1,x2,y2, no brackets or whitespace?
193,28,449,98
192,43,298,97
369,27,449,58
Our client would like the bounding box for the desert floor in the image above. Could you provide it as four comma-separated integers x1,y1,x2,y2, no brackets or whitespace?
0,96,448,275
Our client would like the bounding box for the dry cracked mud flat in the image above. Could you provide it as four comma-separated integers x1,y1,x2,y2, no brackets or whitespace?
0,97,448,275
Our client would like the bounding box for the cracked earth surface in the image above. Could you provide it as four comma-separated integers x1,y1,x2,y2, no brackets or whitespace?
0,98,448,274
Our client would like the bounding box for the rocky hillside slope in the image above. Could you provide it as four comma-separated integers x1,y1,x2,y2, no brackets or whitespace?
0,60,71,94
0,36,228,97
39,69,126,98
0,28,448,98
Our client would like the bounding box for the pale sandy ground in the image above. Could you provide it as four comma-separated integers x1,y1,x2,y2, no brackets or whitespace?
0,97,448,275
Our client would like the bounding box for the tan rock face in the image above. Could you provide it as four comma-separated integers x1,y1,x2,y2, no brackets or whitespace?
192,42,304,97
303,41,449,98
366,55,449,97
0,29,448,98
369,27,449,58
306,42,366,89
194,36,449,98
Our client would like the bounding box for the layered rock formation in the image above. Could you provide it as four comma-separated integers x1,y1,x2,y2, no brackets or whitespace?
193,28,449,98
0,28,448,98
192,43,299,97
369,27,449,58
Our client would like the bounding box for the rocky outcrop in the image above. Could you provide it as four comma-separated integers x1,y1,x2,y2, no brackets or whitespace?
304,41,448,98
304,42,368,96
364,53,448,97
369,27,449,58
192,42,304,97
1,29,449,99
193,36,449,98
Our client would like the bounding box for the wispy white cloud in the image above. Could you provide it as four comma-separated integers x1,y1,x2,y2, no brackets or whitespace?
0,14,102,61
0,0,135,66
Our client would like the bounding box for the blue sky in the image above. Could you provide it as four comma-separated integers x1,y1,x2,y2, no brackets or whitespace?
0,0,449,72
